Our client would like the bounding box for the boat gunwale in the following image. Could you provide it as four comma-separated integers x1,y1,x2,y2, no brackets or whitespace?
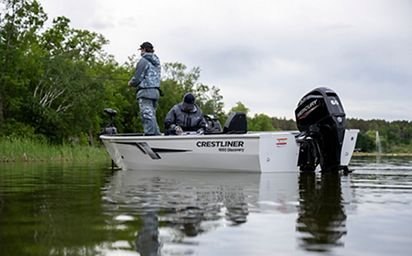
100,131,299,141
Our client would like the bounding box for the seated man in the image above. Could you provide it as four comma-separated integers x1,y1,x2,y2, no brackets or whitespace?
164,93,207,135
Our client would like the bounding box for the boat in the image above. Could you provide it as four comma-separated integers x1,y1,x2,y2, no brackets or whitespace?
100,87,359,173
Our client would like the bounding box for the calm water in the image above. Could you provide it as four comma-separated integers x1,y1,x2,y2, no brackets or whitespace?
0,157,412,256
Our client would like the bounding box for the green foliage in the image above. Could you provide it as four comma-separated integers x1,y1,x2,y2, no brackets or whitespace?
355,131,375,152
156,62,226,131
347,118,412,153
272,117,297,130
0,0,47,123
249,113,275,131
230,102,250,115
0,0,119,144
0,0,411,158
0,0,229,143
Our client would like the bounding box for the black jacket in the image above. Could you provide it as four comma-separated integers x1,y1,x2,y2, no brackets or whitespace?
164,103,207,131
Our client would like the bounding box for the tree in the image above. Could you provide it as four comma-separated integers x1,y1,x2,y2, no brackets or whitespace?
0,0,47,125
162,62,200,91
0,0,117,144
157,62,225,131
32,16,110,142
229,102,249,115
272,117,297,130
249,113,275,131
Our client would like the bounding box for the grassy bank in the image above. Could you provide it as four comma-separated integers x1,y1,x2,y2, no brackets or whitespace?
0,137,109,163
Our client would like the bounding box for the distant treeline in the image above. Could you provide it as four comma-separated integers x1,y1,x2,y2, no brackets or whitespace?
268,117,412,153
1,0,411,154
346,119,412,153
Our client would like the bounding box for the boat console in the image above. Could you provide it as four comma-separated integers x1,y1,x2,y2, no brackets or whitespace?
295,87,347,172
204,114,223,133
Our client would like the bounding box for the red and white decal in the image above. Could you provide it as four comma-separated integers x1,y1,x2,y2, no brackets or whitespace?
276,137,288,146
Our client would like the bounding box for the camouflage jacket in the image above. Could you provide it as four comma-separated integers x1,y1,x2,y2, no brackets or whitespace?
129,53,161,100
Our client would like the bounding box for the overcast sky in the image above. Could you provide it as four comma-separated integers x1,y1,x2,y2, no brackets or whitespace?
38,0,412,121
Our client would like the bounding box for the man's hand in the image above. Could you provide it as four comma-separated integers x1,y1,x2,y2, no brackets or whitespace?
175,125,183,135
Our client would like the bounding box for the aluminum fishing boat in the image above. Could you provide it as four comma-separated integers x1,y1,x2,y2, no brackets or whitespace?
100,87,359,173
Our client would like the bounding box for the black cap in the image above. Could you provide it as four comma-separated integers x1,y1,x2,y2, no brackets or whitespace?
183,93,195,104
182,93,195,111
139,41,154,50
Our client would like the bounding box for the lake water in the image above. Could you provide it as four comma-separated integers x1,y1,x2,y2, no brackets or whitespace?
0,156,412,256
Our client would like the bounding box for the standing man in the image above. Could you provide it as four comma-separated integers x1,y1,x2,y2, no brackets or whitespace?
128,41,161,135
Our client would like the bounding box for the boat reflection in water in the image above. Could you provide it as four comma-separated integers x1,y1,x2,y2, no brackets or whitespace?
102,169,299,255
296,172,349,252
102,169,354,255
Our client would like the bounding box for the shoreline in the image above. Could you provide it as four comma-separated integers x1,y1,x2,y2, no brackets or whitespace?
353,152,412,157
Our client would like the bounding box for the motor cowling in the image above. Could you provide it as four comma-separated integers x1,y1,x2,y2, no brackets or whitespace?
295,87,346,172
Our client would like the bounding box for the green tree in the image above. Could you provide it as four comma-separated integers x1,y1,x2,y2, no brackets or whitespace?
347,118,412,153
0,0,47,126
229,102,249,115
157,62,225,131
272,117,297,130
32,15,109,143
2,0,411,155
0,0,116,144
249,113,275,131
162,62,200,91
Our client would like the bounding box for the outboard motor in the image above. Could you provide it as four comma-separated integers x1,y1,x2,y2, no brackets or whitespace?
295,87,346,172
100,108,117,135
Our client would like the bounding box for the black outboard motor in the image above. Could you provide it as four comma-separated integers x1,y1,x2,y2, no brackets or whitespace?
100,108,117,135
295,87,346,172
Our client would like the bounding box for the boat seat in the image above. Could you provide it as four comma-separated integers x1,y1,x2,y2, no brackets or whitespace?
223,112,247,134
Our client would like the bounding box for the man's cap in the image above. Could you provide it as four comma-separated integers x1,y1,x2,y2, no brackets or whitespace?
183,93,195,104
182,93,196,111
139,42,154,50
